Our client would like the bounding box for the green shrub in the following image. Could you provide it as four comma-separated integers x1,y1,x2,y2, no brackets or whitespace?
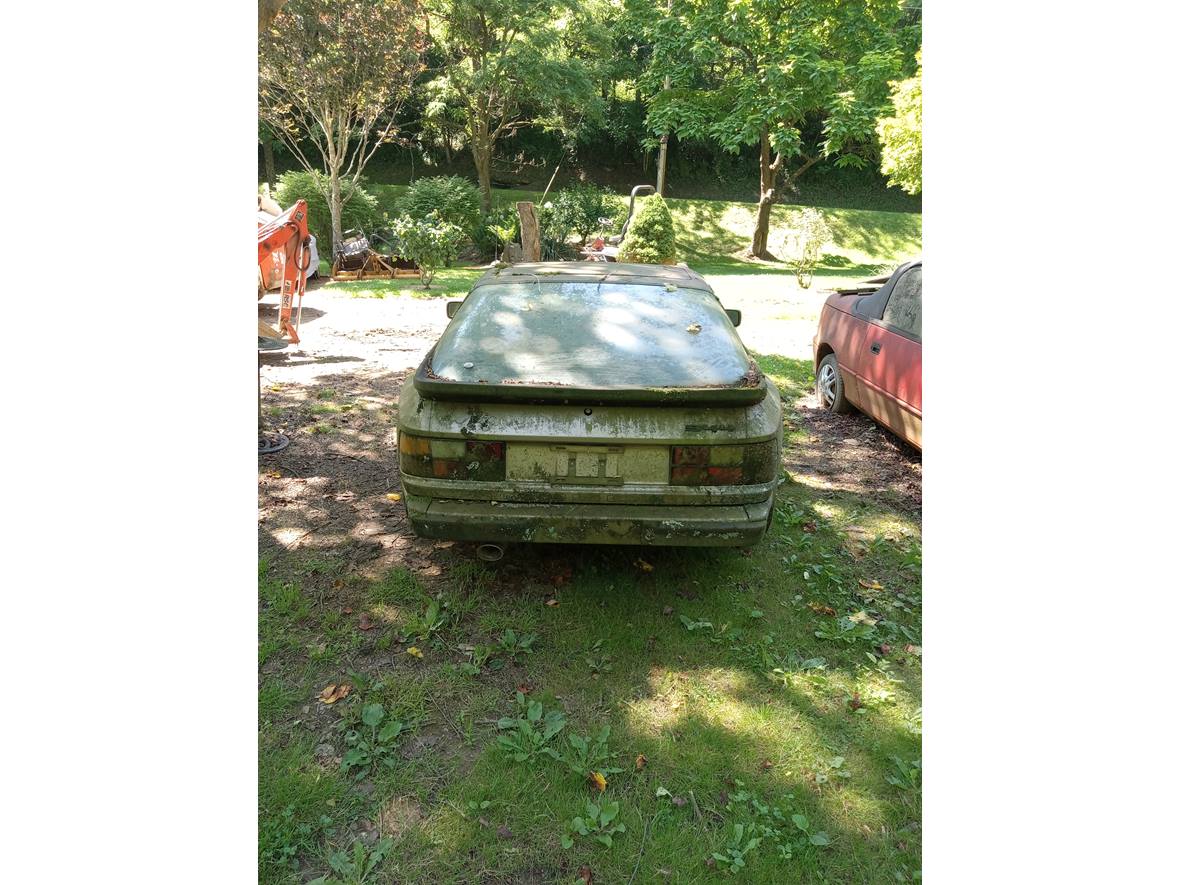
772,207,832,288
274,170,381,251
386,212,464,288
395,176,481,242
617,193,677,264
472,207,519,260
545,183,613,245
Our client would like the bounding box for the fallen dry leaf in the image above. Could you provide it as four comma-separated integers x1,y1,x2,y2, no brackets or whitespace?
342,606,353,615
318,683,351,705
588,771,607,792
385,493,402,501
662,605,674,616
406,646,424,659
266,470,282,478
635,754,648,771
358,613,376,631
497,824,512,839
545,598,559,607
858,578,884,591
808,602,837,617
759,759,775,771
848,692,863,711
802,521,817,533
576,865,593,885
433,540,455,550
635,558,654,572
516,683,533,695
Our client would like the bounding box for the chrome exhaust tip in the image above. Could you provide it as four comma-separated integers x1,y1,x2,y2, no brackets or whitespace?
476,543,505,562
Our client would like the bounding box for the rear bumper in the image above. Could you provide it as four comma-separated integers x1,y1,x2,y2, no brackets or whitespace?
404,493,773,547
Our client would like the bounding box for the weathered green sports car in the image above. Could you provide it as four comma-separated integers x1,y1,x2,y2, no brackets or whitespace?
397,262,782,553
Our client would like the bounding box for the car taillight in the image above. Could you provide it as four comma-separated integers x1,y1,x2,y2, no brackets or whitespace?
669,442,777,485
399,432,506,481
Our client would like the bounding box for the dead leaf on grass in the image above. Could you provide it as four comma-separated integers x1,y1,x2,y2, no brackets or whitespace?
588,771,607,792
433,540,455,550
406,646,424,659
759,759,775,771
662,605,674,616
858,578,885,591
576,865,593,884
848,692,863,711
385,493,402,501
266,470,282,479
635,754,648,771
545,598,559,607
318,683,351,705
516,683,533,695
497,824,512,839
635,558,654,572
358,613,376,631
808,602,837,616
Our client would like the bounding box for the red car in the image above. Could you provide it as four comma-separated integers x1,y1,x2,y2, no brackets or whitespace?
812,260,922,449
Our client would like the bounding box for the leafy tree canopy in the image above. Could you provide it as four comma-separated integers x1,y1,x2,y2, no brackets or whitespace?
877,51,922,195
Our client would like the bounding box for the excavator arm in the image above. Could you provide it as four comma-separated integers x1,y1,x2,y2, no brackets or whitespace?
258,199,312,344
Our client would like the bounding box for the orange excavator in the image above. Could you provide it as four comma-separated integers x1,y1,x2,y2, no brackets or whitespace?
257,198,312,345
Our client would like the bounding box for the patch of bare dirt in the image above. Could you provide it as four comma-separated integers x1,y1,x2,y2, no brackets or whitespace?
783,392,922,515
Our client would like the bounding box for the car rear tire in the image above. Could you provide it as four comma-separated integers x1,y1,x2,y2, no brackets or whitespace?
816,353,850,413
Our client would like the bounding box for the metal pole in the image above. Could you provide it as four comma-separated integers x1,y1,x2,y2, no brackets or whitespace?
656,76,670,196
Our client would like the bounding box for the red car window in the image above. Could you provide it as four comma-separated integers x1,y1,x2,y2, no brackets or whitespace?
882,267,922,339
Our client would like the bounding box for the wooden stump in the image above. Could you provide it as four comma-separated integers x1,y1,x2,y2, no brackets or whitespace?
517,201,541,262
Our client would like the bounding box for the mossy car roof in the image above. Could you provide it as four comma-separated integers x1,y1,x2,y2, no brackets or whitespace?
472,261,715,294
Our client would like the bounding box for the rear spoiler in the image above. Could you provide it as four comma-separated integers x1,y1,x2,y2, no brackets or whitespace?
412,349,767,407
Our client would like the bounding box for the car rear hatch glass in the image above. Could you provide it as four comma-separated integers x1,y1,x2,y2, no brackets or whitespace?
421,281,761,403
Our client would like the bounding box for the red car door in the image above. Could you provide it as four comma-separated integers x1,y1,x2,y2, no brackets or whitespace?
856,265,922,446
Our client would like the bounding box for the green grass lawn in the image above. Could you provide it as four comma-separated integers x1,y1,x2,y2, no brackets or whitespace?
264,191,921,883
259,474,921,884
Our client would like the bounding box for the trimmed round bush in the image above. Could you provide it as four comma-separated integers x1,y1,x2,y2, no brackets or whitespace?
618,193,677,264
274,170,381,249
395,176,481,242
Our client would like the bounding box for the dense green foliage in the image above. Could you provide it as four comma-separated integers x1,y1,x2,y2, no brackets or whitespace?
259,0,424,248
618,193,677,264
386,212,465,287
639,0,906,256
544,183,615,244
274,171,382,251
878,52,922,195
395,175,482,241
421,0,604,211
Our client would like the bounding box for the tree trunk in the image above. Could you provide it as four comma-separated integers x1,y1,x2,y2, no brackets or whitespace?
749,129,779,259
517,201,540,262
263,141,276,193
328,170,344,254
471,122,493,214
